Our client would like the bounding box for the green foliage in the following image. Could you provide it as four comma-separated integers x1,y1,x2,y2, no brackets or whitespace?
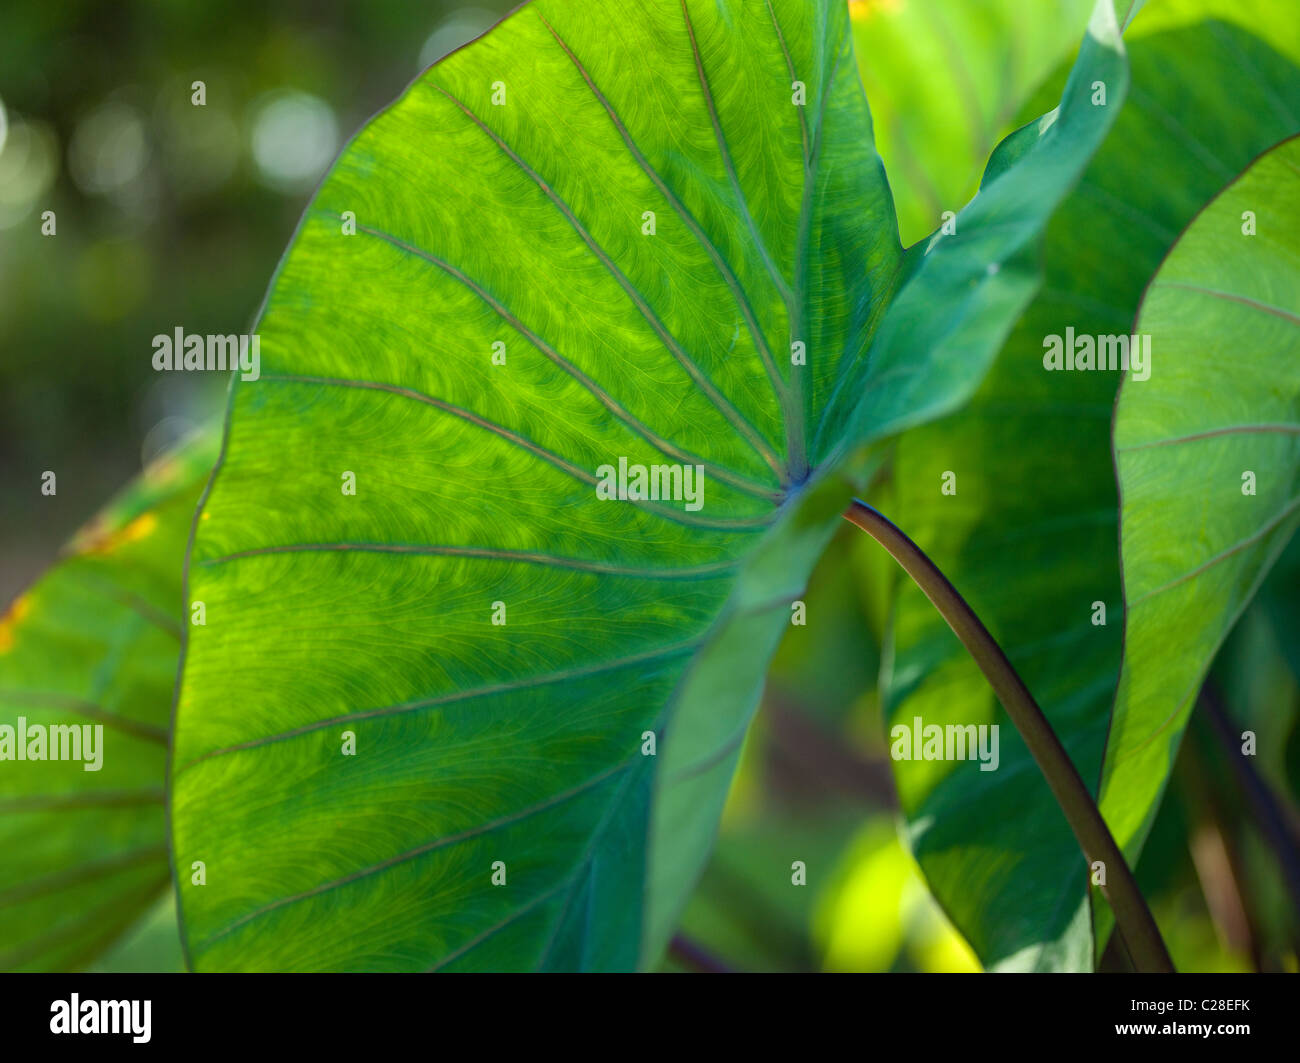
0,435,213,970
1104,135,1300,862
879,16,1300,971
5,0,1298,975
168,0,1125,971
850,0,1094,245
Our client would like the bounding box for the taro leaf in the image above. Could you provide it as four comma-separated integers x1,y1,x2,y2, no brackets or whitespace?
171,0,1126,971
850,0,1094,246
0,436,214,970
1101,134,1300,864
879,20,1300,971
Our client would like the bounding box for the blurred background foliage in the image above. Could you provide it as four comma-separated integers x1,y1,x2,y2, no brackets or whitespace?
2,0,1297,972
0,0,514,604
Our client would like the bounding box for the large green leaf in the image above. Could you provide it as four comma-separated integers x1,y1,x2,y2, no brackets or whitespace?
1102,134,1300,864
850,0,1094,246
879,19,1300,970
0,437,213,970
171,0,1127,971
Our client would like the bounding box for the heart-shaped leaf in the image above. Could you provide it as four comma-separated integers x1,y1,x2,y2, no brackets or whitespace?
1102,133,1300,865
171,0,1127,971
879,18,1300,970
0,437,212,970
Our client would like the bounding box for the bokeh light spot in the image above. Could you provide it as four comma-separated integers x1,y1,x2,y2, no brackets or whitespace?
249,90,338,192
